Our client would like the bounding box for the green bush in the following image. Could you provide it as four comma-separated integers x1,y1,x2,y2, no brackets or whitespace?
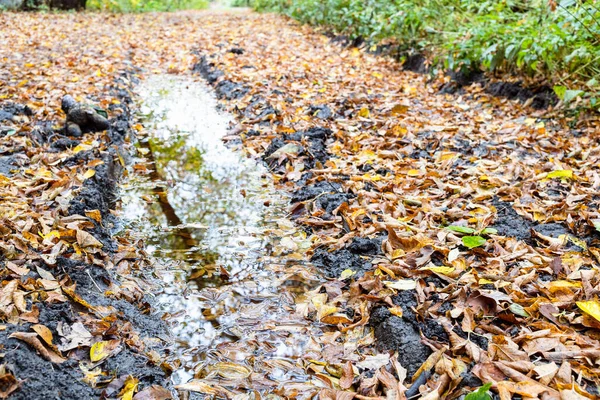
87,0,207,12
250,0,600,108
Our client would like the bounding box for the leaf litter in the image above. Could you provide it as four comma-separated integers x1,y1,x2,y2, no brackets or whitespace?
0,8,599,400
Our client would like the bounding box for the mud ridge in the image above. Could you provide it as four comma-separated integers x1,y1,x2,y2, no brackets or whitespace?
0,71,172,399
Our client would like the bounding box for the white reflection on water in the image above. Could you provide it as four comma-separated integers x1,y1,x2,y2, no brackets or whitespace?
121,75,321,394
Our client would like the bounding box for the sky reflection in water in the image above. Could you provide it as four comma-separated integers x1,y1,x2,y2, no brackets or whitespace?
121,75,320,392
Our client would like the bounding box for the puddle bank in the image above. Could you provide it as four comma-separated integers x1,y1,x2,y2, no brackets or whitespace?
121,75,325,396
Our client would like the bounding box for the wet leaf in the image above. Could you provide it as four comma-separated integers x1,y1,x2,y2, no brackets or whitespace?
576,300,600,323
211,362,251,379
465,383,492,400
119,376,138,400
9,332,65,363
447,225,476,234
133,385,173,400
383,279,417,290
462,236,486,249
90,340,121,362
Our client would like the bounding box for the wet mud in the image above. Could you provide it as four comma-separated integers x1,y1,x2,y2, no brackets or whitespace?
0,80,172,398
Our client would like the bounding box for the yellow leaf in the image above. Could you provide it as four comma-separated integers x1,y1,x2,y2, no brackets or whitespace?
546,280,581,293
407,169,420,177
83,169,96,180
85,210,102,223
391,104,408,115
357,107,370,118
391,248,405,259
577,300,600,322
339,269,356,280
388,306,403,317
546,170,573,180
119,376,138,400
90,340,120,362
73,144,92,153
420,265,455,276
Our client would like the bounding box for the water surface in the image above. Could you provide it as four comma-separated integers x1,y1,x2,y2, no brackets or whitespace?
121,74,323,396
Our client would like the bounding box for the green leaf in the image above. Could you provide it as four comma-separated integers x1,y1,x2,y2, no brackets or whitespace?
563,90,584,104
447,225,476,234
509,303,530,318
465,383,492,400
481,227,498,235
553,85,566,99
462,236,486,249
91,105,108,118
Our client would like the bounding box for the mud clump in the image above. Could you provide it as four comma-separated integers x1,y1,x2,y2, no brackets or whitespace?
486,81,557,109
193,55,248,100
315,192,353,218
0,103,33,122
0,155,24,177
402,53,428,73
61,95,110,137
308,105,332,120
371,290,453,378
264,127,332,170
215,80,249,100
311,247,370,278
491,198,533,240
291,180,341,203
193,55,224,84
310,236,382,278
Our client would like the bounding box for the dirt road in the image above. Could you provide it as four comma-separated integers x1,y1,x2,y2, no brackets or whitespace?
1,9,599,399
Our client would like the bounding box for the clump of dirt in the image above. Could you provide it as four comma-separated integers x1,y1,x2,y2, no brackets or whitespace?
263,127,332,171
370,290,455,378
215,80,249,100
491,198,533,240
0,103,33,122
311,236,383,278
193,55,248,100
439,69,484,94
486,82,557,109
0,155,23,177
311,247,370,278
308,104,332,120
290,180,342,203
315,192,354,218
402,53,428,74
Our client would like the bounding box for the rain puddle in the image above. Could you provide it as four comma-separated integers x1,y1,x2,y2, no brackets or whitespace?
120,75,324,396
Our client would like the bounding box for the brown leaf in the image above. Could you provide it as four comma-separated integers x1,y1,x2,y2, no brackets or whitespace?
339,361,354,390
133,385,173,400
9,332,65,363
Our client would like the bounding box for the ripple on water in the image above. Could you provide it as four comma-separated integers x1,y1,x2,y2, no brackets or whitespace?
120,75,322,396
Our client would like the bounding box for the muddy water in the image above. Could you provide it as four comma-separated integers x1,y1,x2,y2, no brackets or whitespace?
121,75,323,396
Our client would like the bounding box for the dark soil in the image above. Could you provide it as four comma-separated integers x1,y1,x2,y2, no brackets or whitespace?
311,236,384,278
486,81,558,109
3,259,169,400
0,78,172,399
308,105,332,120
0,155,23,177
290,180,342,203
0,103,33,122
491,198,533,240
193,55,248,100
402,53,429,73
